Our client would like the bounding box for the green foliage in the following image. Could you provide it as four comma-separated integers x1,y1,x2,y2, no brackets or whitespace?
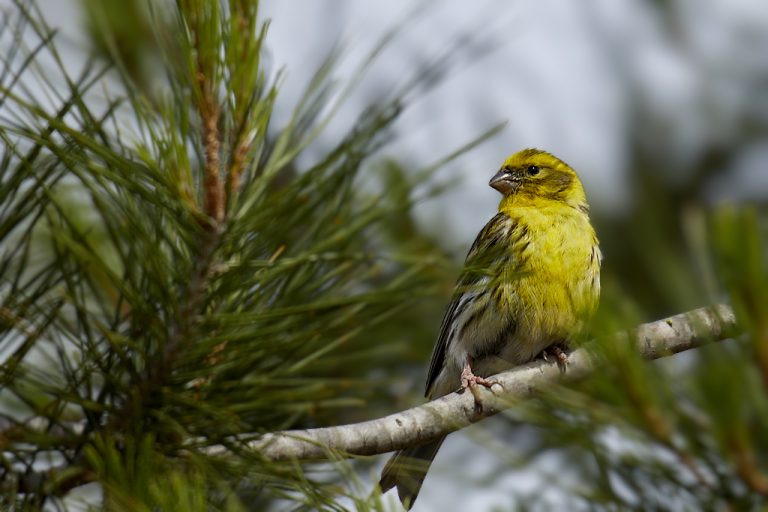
0,1,491,509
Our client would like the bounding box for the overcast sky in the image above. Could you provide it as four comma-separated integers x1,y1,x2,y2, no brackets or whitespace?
260,0,768,249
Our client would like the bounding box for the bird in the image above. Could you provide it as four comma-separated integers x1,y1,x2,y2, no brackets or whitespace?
379,148,601,509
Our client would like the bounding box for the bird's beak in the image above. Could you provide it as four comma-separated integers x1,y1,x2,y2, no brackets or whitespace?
489,169,518,194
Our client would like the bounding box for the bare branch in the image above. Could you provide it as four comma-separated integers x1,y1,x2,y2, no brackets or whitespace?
1,305,740,487
209,304,738,461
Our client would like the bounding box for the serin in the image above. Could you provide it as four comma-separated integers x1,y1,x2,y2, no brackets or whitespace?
379,148,602,509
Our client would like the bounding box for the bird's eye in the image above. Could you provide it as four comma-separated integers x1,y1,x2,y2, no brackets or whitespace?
526,165,540,176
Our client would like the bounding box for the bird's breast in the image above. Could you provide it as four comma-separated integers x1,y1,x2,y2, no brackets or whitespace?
500,206,600,346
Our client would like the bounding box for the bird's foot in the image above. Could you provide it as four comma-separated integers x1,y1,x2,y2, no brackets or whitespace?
460,361,500,417
460,363,495,390
541,345,569,372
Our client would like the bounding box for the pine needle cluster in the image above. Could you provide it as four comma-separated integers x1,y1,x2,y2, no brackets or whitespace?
0,1,492,509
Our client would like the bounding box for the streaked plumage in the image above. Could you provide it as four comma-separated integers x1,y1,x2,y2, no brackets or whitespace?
379,149,601,509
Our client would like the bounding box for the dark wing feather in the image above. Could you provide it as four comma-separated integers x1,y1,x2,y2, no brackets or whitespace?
424,212,513,396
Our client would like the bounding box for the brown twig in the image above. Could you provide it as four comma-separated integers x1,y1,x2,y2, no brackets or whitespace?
196,68,224,224
226,129,251,199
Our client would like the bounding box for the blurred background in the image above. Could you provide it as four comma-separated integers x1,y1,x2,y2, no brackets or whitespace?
252,2,768,508
2,0,768,510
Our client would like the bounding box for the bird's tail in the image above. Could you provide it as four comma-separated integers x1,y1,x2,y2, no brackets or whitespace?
378,436,446,510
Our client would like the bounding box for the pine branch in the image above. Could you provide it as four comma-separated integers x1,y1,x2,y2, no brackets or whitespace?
207,304,737,461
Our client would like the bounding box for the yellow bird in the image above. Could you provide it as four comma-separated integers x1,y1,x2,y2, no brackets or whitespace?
379,148,602,509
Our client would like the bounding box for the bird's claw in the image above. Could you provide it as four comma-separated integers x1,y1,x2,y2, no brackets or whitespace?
541,345,569,372
551,346,568,365
460,365,495,390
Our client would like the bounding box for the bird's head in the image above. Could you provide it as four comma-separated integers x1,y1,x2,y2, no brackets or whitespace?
490,149,588,210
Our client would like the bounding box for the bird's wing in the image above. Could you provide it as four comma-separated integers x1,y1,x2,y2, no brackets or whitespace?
424,212,513,396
